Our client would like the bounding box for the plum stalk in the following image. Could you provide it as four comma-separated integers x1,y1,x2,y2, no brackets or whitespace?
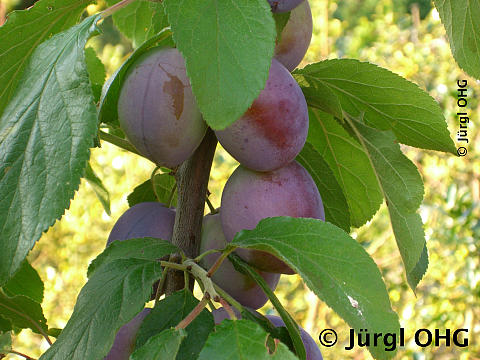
165,128,218,294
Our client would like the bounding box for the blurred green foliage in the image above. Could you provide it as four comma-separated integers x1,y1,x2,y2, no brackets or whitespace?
4,0,478,359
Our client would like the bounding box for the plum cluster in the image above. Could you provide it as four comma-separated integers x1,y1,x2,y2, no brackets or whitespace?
107,0,322,357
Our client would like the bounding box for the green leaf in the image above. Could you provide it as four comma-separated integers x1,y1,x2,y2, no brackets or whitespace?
0,0,94,116
106,0,169,48
127,173,177,207
197,320,297,360
87,237,178,278
84,47,106,102
273,12,291,43
84,162,111,216
131,328,186,360
346,115,428,290
0,15,100,286
231,217,400,360
238,309,294,354
229,254,306,360
0,331,11,351
0,292,48,335
307,108,383,227
48,328,62,338
163,0,276,130
434,0,480,79
39,259,163,360
2,260,44,303
294,59,456,154
300,79,343,119
98,29,174,126
346,116,424,211
0,317,12,332
136,290,214,360
296,143,350,231
390,208,428,289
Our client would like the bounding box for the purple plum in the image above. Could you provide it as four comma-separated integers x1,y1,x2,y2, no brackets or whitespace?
211,307,241,324
220,161,324,274
118,47,207,168
268,0,304,13
200,213,280,310
107,202,175,245
105,308,151,360
266,315,323,360
215,59,308,172
274,0,312,71
107,202,175,299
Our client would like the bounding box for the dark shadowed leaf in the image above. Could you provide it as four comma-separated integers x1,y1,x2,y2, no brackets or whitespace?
127,173,177,207
0,292,47,335
2,260,43,303
136,289,214,360
84,47,106,102
0,317,12,332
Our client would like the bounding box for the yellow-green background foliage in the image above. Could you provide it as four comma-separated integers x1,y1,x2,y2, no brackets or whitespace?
2,0,478,358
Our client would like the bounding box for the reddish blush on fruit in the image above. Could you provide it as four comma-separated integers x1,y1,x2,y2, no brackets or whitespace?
215,59,308,172
220,161,325,274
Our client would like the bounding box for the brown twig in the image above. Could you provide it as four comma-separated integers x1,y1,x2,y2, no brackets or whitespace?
175,295,209,329
206,248,234,278
219,298,237,320
3,350,37,360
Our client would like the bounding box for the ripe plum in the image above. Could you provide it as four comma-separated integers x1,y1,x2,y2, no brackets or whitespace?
266,315,323,360
118,47,207,168
107,202,175,300
105,308,151,360
268,0,304,13
220,162,324,274
274,0,312,71
215,59,308,172
107,202,175,245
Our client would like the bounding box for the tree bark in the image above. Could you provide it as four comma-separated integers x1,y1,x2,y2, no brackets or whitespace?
165,128,217,295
